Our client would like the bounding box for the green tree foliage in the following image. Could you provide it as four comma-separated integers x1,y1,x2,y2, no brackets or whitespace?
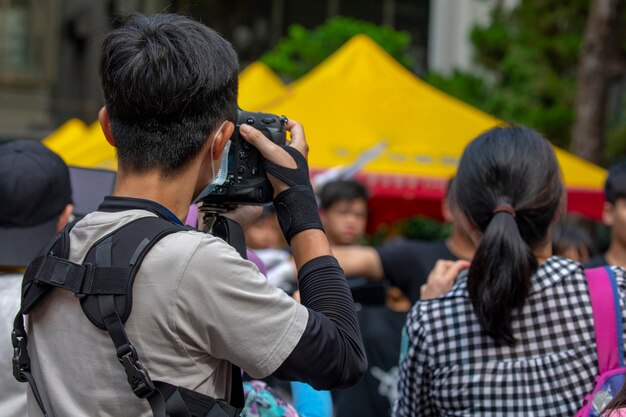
364,216,451,246
607,120,626,164
261,16,413,81
400,216,451,241
427,0,591,148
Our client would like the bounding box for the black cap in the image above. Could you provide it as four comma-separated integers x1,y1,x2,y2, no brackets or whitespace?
605,162,626,204
0,140,71,267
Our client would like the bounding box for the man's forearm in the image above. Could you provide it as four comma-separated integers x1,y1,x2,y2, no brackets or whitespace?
331,246,383,279
290,230,332,269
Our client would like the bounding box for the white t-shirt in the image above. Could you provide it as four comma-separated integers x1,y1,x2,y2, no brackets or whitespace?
0,273,26,417
26,209,308,417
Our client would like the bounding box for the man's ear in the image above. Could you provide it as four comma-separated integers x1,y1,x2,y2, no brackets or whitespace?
56,204,74,232
603,202,615,227
211,121,235,161
98,107,116,148
195,121,235,196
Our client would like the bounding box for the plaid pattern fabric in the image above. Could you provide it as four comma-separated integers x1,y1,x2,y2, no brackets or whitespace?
393,256,626,417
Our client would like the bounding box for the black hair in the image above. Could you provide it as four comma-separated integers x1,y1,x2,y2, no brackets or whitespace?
454,126,564,346
551,220,596,260
445,176,456,207
605,162,626,204
319,180,369,210
99,13,239,176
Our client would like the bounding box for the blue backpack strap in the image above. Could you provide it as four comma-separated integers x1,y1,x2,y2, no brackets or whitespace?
585,266,625,372
607,266,626,368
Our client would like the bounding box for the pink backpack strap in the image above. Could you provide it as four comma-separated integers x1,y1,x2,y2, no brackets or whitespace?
585,266,625,372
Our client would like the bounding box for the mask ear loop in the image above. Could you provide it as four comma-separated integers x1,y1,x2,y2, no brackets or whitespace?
209,121,228,181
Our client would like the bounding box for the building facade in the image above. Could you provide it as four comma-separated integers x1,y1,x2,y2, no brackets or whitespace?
428,0,519,76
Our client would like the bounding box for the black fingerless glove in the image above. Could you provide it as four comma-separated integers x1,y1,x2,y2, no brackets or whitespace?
264,146,324,243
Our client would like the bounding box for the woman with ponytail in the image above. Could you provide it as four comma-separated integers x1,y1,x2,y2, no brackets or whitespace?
393,126,626,416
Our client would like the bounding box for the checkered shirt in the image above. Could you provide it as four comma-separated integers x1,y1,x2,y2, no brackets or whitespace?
393,256,626,417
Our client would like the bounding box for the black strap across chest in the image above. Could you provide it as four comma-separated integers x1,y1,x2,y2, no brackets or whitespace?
13,215,245,417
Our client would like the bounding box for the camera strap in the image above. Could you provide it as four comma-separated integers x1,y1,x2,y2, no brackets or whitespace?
13,215,245,417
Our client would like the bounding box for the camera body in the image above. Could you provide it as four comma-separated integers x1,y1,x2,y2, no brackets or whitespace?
197,109,287,208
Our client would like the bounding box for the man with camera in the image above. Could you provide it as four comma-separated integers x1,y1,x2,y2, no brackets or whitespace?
18,13,366,417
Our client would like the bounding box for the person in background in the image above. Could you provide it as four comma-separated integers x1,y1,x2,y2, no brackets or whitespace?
586,162,626,268
245,207,286,250
552,220,596,263
320,179,407,417
0,140,74,417
332,178,476,304
332,293,408,417
318,179,389,304
394,126,626,416
245,207,296,291
318,180,369,246
241,377,333,417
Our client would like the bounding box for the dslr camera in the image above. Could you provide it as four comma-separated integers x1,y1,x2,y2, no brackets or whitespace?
197,109,288,208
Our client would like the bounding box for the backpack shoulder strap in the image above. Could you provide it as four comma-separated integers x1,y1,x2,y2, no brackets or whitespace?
15,214,244,417
14,216,188,417
585,266,625,372
20,220,77,314
88,215,243,415
79,216,186,329
12,220,78,415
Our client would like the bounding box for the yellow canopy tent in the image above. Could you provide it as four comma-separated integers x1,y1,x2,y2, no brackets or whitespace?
44,120,117,170
43,118,88,155
43,62,288,171
259,34,606,225
43,36,606,225
238,61,288,110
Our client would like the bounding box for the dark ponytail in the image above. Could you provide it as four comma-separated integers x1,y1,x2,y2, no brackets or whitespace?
454,126,563,346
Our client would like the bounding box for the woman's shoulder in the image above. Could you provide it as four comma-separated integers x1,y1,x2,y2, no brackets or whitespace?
409,257,581,326
408,272,474,330
608,265,626,284
578,262,626,290
407,259,626,328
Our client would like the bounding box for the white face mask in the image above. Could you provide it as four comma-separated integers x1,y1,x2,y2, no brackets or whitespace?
201,121,230,196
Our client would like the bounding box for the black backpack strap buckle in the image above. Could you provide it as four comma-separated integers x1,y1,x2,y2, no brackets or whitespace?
118,343,155,399
11,328,29,383
73,263,94,299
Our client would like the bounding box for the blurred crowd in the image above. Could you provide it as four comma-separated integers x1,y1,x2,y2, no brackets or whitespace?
4,133,626,416
240,157,626,417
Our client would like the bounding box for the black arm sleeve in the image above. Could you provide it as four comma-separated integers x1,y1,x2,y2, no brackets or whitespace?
272,255,368,390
